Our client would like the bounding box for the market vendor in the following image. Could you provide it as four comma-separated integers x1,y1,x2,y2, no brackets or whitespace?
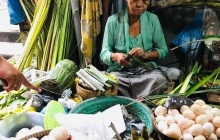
0,55,40,92
100,0,168,99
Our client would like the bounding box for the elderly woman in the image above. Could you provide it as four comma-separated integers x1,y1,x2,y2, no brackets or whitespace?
100,0,168,99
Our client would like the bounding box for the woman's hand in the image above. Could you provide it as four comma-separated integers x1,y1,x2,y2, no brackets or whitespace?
129,47,148,59
0,56,40,92
111,53,131,66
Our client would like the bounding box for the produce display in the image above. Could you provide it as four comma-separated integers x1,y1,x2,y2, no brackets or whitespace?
154,99,220,140
2,57,220,140
2,0,220,140
2,98,152,140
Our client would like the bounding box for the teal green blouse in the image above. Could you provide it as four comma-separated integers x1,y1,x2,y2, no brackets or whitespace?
100,8,168,72
129,34,143,50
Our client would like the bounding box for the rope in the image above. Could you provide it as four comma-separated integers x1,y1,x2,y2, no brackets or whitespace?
124,81,167,107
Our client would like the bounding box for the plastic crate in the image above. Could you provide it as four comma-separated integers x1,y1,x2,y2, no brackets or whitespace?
23,69,48,84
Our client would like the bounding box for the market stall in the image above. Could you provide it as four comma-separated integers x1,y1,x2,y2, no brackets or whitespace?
0,0,220,139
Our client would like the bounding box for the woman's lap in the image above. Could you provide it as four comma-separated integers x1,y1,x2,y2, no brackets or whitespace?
111,70,167,99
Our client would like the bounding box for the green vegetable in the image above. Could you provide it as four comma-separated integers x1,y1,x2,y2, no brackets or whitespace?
48,59,78,92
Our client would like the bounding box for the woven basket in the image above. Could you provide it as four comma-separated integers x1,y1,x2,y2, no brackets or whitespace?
69,96,153,134
152,116,177,140
20,130,51,140
76,83,118,100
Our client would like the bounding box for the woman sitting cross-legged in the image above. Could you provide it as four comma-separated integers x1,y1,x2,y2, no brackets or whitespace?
100,0,168,99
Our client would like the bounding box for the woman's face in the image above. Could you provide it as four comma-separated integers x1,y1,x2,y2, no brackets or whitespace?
126,0,150,16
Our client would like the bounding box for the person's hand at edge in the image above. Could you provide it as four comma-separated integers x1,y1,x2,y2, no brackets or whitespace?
0,55,41,92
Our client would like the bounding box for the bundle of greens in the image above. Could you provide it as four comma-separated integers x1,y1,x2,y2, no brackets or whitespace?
76,65,118,92
17,0,77,71
0,89,35,120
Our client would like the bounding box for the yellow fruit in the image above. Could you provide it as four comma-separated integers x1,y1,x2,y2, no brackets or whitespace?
73,96,82,103
15,107,23,113
28,106,36,112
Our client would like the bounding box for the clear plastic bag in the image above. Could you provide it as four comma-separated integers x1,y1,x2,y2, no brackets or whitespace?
203,8,220,63
203,8,220,37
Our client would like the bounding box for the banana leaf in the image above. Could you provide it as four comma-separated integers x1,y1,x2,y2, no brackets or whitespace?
184,67,220,97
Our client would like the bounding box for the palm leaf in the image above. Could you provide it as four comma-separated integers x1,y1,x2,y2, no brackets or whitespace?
184,67,220,97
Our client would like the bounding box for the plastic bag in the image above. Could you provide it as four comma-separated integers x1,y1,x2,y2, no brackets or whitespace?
7,0,26,25
55,113,110,140
202,8,220,67
171,11,203,58
55,104,126,140
203,8,220,37
164,96,194,109
203,8,220,57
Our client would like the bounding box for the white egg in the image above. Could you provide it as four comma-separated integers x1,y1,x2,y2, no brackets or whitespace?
49,126,71,140
180,105,190,114
195,114,209,125
212,116,220,127
189,120,195,125
165,115,175,125
183,109,196,120
156,115,165,123
169,123,179,129
205,110,214,121
169,123,181,134
207,133,218,140
28,138,39,140
189,124,203,136
215,127,220,138
177,118,191,129
30,126,44,134
16,128,30,139
202,122,214,136
163,107,168,115
193,135,206,140
194,99,206,106
155,106,166,116
162,128,169,135
191,104,204,116
157,121,168,132
182,133,193,140
168,109,179,116
202,104,212,110
210,108,220,117
174,114,184,122
163,127,181,139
